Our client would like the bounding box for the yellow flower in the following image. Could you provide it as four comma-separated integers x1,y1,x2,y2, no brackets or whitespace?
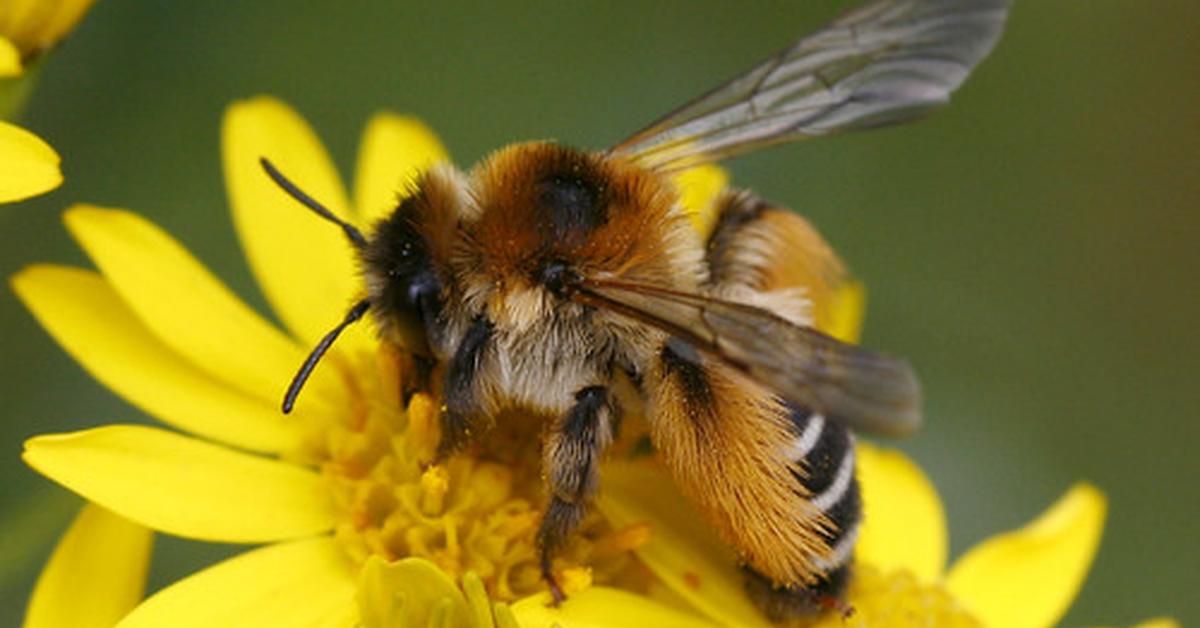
0,0,95,202
14,96,1139,627
23,503,151,628
0,119,60,202
14,96,724,626
0,0,95,72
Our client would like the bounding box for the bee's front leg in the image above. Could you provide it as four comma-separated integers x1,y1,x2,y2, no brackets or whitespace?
537,385,618,605
436,317,494,461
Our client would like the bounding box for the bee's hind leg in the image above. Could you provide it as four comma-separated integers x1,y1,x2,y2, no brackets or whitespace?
536,385,618,605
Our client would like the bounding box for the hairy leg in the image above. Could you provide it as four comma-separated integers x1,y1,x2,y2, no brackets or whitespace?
536,385,617,603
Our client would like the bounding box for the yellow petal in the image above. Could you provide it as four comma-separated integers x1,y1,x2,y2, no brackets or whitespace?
855,442,947,581
597,461,772,628
0,120,60,202
945,483,1107,628
62,205,349,410
23,425,335,543
118,537,356,628
1131,619,1181,628
23,0,96,54
11,265,302,454
823,279,865,344
462,571,495,628
352,112,449,226
511,586,717,628
0,37,21,76
357,556,471,628
492,603,520,628
24,503,153,628
0,0,96,55
222,96,368,351
670,164,729,239
0,2,39,53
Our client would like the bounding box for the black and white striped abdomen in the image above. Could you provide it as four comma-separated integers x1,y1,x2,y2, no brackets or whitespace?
786,406,861,593
741,406,861,618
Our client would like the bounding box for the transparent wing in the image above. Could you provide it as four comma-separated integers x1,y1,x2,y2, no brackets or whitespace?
610,0,1011,171
574,278,921,436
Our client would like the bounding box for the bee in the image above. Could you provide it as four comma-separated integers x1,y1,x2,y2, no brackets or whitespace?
263,0,1009,619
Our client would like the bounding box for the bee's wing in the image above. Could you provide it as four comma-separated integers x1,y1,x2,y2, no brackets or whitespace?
610,0,1010,172
576,279,921,436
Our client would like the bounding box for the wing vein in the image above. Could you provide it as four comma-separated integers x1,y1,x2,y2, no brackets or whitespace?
609,0,1011,171
574,278,922,436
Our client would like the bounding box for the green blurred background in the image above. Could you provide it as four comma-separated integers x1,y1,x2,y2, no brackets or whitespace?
1,1,1196,624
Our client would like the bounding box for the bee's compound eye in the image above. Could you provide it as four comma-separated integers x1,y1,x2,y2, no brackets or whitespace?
394,267,441,354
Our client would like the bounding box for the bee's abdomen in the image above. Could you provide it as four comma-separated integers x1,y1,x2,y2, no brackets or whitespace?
722,406,861,621
742,408,860,619
787,408,861,565
650,345,861,616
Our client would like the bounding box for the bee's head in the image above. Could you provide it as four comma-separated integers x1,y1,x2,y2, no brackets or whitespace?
464,142,694,325
259,158,459,412
360,164,465,356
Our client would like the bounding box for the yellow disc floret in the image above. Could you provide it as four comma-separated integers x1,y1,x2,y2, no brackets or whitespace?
317,347,641,602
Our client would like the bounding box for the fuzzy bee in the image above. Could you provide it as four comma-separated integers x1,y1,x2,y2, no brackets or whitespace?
263,0,1009,619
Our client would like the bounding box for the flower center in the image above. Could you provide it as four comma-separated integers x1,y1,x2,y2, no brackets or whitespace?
310,346,643,601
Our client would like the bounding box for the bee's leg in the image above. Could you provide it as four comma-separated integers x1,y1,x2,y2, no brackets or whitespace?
400,353,436,404
436,317,494,461
536,385,618,604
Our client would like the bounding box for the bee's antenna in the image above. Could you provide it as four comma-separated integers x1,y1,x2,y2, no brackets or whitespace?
259,157,367,249
283,299,371,413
